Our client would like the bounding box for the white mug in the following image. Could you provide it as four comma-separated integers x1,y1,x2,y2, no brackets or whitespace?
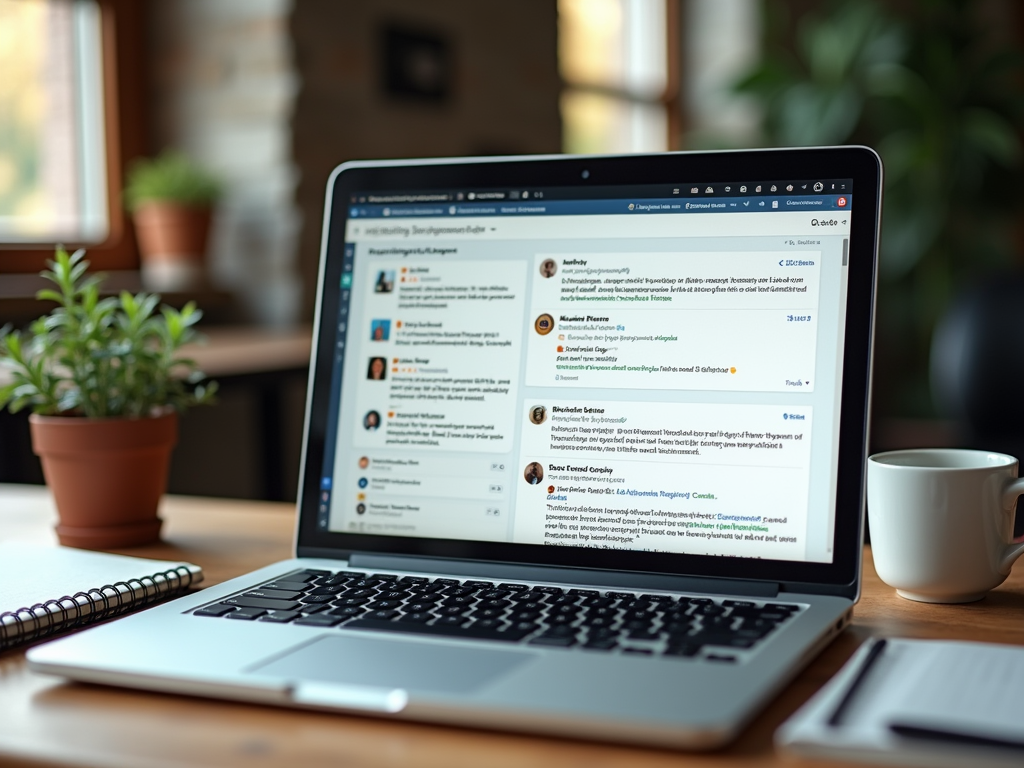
867,448,1024,603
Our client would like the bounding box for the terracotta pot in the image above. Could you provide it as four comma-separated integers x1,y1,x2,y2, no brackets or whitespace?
29,413,178,549
132,202,212,291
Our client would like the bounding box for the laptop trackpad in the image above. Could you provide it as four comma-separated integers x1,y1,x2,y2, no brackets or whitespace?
251,634,534,695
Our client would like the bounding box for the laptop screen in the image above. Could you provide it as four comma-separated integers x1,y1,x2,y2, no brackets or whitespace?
317,178,854,566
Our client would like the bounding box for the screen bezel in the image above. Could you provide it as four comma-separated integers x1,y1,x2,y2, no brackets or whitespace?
296,147,880,595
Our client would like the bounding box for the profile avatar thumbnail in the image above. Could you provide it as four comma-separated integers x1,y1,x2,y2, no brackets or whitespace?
528,405,547,425
534,314,554,335
367,357,387,380
370,319,391,341
374,270,395,293
523,462,544,485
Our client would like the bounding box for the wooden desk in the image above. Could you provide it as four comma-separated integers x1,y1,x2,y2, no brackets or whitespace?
2,484,1023,768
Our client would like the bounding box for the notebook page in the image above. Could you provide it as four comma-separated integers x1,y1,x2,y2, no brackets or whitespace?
887,641,1024,743
0,543,200,613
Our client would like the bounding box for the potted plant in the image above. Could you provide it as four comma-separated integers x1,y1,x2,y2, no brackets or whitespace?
0,248,217,549
124,150,221,292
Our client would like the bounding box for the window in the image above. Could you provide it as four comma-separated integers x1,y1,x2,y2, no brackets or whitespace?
0,0,145,275
0,0,107,243
558,0,674,154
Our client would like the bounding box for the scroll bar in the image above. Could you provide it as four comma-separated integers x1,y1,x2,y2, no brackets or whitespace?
842,239,849,266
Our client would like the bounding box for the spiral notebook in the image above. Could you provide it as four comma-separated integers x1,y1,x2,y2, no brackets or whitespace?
0,543,203,651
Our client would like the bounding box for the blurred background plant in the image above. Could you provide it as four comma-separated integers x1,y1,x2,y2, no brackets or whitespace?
734,0,1024,419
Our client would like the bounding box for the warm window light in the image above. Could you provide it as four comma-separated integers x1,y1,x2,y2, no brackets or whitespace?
558,0,668,154
0,0,108,243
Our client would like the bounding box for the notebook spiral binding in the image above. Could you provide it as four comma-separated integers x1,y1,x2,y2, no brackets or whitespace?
0,565,197,651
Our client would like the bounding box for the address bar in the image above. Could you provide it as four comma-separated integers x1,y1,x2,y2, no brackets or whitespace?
346,212,851,242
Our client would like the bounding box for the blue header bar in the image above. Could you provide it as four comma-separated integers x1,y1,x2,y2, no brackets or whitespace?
348,195,852,219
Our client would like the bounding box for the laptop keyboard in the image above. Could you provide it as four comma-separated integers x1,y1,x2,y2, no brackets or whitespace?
192,569,801,661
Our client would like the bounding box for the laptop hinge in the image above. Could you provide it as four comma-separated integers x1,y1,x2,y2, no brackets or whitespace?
341,552,779,598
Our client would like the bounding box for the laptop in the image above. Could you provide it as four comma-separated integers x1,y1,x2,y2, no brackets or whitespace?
28,147,882,749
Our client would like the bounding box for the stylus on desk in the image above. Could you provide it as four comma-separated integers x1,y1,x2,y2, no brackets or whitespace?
827,637,887,727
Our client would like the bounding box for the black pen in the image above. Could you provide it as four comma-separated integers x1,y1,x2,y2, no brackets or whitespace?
889,723,1024,752
827,637,887,727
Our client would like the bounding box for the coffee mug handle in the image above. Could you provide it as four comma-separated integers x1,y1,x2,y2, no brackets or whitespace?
998,477,1024,574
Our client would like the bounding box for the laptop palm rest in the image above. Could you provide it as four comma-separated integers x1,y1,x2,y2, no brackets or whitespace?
251,635,535,700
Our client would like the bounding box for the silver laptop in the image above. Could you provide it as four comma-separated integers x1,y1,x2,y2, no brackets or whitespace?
28,147,881,749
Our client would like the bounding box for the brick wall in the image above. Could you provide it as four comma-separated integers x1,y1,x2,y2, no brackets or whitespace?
149,0,302,326
149,0,561,325
290,0,562,316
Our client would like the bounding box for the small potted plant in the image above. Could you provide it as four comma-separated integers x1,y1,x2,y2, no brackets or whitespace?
0,248,217,549
124,150,221,292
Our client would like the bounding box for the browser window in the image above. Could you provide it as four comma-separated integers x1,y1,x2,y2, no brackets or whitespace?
319,181,853,564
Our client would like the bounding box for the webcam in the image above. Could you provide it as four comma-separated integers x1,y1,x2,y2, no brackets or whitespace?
581,169,590,179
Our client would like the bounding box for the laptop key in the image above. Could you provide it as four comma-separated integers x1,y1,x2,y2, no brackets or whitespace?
299,604,332,615
542,624,576,636
509,611,542,623
366,609,400,620
399,612,434,623
405,602,441,613
259,610,300,623
340,588,377,598
398,576,428,583
334,597,371,607
222,596,302,611
529,635,576,648
441,596,475,607
299,594,335,604
626,628,662,642
194,604,236,617
664,644,701,658
308,586,345,596
377,590,412,601
345,618,531,642
547,614,577,626
285,571,327,583
470,619,502,630
582,639,618,651
470,608,506,620
259,581,309,592
435,616,470,626
317,575,352,587
225,607,266,620
294,614,344,627
497,583,528,591
367,600,403,610
328,606,366,618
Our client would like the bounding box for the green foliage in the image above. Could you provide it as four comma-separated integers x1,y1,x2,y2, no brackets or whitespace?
123,150,221,211
735,0,1024,416
0,248,218,418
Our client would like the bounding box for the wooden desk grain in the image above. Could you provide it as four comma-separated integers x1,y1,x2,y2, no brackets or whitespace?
2,484,1023,768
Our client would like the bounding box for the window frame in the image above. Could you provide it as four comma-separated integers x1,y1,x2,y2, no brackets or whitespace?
0,0,146,274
